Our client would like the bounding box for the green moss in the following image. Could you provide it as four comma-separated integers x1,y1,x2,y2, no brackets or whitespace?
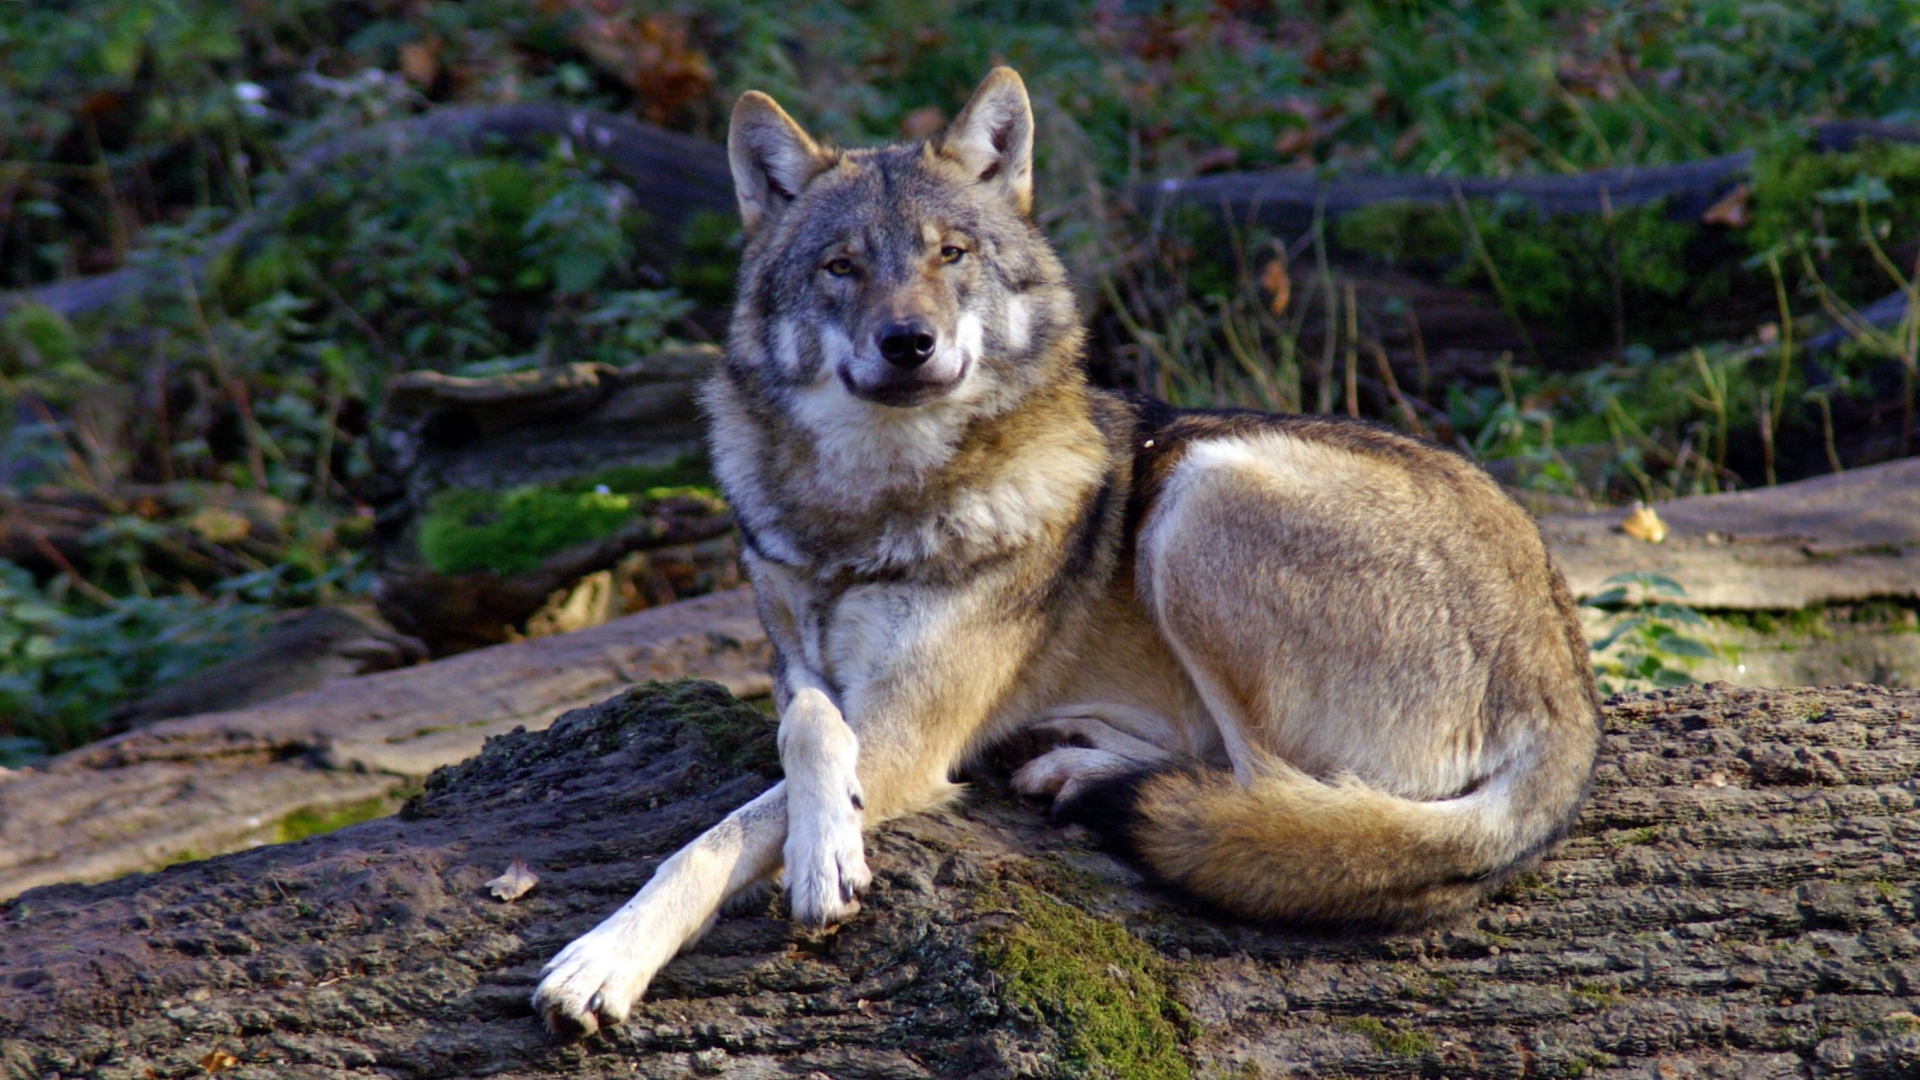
1713,610,1782,635
273,795,396,844
1605,826,1662,850
1448,198,1696,335
1334,1015,1435,1058
415,457,721,577
552,456,714,496
1571,982,1627,1008
977,882,1191,1080
419,486,637,576
650,680,780,778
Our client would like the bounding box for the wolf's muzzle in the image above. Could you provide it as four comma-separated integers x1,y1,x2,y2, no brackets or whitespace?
878,319,937,369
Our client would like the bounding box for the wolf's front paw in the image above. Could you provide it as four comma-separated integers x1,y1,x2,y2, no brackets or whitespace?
531,921,658,1038
784,778,870,928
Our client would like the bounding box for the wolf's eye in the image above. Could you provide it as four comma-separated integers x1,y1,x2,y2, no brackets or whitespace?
825,257,855,276
940,246,966,264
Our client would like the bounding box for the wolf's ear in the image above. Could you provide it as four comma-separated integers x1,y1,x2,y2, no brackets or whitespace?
729,92,831,234
937,68,1035,216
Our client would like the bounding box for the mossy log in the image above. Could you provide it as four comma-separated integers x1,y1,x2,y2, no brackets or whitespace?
5,679,1919,1079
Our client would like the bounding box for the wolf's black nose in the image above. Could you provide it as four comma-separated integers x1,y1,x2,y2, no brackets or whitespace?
878,320,937,368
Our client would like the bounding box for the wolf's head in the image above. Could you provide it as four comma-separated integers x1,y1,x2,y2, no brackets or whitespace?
722,69,1079,420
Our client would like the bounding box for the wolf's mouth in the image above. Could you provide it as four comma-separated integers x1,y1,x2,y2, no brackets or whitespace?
839,362,970,408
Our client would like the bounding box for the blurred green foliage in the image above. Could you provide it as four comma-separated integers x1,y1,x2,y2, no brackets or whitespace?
2,0,1919,754
0,559,273,762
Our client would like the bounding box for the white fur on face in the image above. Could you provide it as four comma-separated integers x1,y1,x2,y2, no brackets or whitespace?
953,311,984,367
785,311,994,502
774,318,808,375
789,369,974,497
1002,297,1032,354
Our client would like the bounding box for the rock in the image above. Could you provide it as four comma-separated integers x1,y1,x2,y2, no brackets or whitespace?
3,679,1918,1079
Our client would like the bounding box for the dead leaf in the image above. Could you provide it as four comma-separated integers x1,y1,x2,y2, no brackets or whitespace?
185,506,251,543
399,38,442,88
1702,183,1751,228
1260,257,1292,317
199,1049,240,1075
488,859,538,902
516,571,618,641
1621,503,1668,544
567,9,713,124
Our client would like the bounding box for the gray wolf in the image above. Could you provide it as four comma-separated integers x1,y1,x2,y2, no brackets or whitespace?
532,68,1602,1035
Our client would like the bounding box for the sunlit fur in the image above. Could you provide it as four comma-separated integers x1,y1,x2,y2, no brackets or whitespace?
530,68,1603,1037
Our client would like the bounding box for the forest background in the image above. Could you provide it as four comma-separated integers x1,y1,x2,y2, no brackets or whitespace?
2,0,1919,765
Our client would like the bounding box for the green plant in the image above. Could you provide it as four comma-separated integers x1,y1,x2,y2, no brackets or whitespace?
1584,570,1720,692
0,559,276,758
1749,138,1920,304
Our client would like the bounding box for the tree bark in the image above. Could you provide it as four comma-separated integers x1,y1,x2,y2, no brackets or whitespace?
5,679,1919,1080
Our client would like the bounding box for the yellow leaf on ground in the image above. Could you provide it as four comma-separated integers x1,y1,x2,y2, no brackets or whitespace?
1621,503,1668,544
185,506,251,543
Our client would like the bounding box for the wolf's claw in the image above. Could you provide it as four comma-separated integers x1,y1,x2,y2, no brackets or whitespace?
530,910,664,1037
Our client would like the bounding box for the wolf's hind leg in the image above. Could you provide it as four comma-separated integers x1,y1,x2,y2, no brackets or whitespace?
1011,707,1182,812
532,783,786,1037
780,688,872,928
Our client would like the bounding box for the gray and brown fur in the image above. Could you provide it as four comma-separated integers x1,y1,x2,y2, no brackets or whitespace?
531,68,1602,1035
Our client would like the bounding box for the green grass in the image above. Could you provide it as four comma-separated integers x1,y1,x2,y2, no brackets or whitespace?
274,794,399,843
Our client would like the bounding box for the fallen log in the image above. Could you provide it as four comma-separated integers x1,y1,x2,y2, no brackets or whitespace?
1543,456,1920,611
3,679,1918,1079
1136,120,1920,244
0,589,768,900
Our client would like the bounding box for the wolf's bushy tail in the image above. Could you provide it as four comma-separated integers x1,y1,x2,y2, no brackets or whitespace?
1064,731,1595,926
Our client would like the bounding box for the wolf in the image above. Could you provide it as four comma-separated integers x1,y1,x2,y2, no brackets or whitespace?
531,68,1602,1036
